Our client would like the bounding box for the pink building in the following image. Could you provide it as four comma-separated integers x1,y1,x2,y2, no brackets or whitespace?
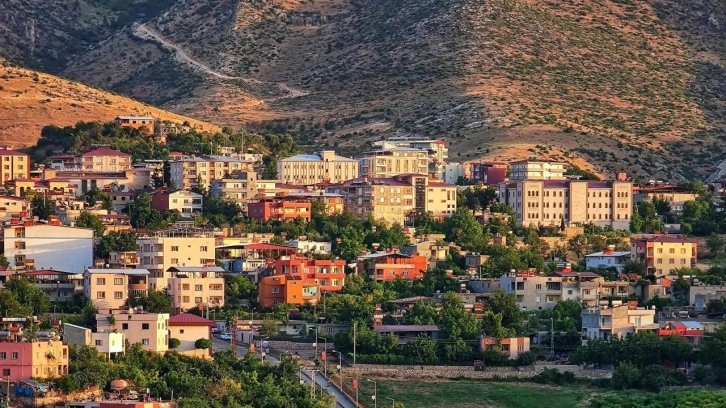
0,340,69,381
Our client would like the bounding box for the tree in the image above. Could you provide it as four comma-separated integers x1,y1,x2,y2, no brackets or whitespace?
130,193,169,229
405,334,438,363
225,275,258,304
76,211,106,237
481,311,515,339
96,231,139,259
3,278,51,315
439,292,480,340
442,209,487,251
127,290,172,314
405,301,438,325
259,319,279,337
31,194,55,220
612,362,641,390
486,290,521,327
194,338,213,349
567,235,589,259
706,234,725,256
84,188,113,211
169,338,181,349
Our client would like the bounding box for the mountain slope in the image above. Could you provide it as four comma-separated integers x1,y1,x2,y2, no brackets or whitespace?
2,0,725,180
0,60,219,147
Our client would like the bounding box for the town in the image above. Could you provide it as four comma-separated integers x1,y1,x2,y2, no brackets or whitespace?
0,116,723,408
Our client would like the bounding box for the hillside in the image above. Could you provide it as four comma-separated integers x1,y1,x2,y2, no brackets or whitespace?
0,60,220,147
1,0,725,179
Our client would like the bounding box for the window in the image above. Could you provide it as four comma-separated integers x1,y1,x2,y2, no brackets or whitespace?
142,323,150,330
1,369,8,376
180,329,185,334
97,291,106,299
114,278,123,285
681,248,687,254
272,288,280,294
200,246,208,252
171,246,179,252
669,248,675,254
95,340,103,346
96,278,106,285
195,284,203,291
11,352,18,360
142,339,150,345
669,258,675,264
122,323,128,330
171,258,179,264
195,297,203,304
0,352,5,359
114,291,123,299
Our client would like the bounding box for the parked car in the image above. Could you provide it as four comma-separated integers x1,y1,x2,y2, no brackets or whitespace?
220,332,232,340
211,327,220,334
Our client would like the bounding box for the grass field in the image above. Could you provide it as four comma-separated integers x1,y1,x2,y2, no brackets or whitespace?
355,380,585,408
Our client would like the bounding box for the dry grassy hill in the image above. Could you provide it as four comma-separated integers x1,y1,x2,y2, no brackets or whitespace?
1,0,725,180
0,60,219,147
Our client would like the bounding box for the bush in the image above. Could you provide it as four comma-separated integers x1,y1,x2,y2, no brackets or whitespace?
612,362,640,390
169,338,181,349
515,351,536,367
353,354,406,364
194,338,213,349
531,368,575,385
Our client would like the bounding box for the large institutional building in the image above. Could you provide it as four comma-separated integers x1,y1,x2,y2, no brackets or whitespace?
277,150,358,185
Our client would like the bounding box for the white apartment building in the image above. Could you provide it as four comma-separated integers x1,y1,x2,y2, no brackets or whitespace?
277,151,358,185
169,155,254,190
581,303,658,343
136,228,216,291
497,180,633,229
209,171,262,213
509,160,566,180
96,309,169,353
166,266,225,312
372,138,448,174
585,248,631,272
359,147,429,178
3,222,94,273
287,239,332,255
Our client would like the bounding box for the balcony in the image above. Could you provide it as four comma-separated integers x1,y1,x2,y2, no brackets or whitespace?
129,283,148,291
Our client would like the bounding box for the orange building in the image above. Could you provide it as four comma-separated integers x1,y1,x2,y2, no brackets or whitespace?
258,274,319,308
0,340,69,381
247,196,311,222
357,252,428,281
275,256,346,291
114,116,155,133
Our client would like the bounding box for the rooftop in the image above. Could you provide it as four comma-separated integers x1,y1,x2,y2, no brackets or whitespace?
85,268,150,276
585,251,631,257
279,152,357,163
375,325,439,333
168,313,215,327
82,147,131,158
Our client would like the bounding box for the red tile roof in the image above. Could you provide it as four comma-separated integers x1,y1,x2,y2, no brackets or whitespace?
82,148,131,158
0,149,28,157
168,313,215,326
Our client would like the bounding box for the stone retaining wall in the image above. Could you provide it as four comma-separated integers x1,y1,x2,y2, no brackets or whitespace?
267,340,334,351
347,363,611,380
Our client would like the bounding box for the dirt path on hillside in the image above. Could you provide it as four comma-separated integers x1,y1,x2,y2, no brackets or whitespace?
131,23,309,101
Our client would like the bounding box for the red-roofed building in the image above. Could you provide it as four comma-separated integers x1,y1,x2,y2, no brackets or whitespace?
168,313,215,358
247,196,311,222
470,162,508,185
0,147,30,186
114,115,155,133
357,252,428,281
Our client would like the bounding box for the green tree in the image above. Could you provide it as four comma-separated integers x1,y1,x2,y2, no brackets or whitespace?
31,194,55,220
567,235,589,259
169,338,181,349
706,234,725,256
443,209,487,251
194,338,213,349
76,211,106,237
4,278,51,315
259,319,279,337
486,289,521,327
612,362,641,390
405,301,438,325
336,226,365,260
96,231,139,259
84,188,113,211
127,290,172,314
481,311,515,339
225,275,258,304
405,334,438,363
439,292,480,340
130,193,169,229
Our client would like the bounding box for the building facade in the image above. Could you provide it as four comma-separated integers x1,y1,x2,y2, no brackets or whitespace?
166,266,225,311
277,151,358,185
247,196,312,222
585,247,631,272
0,147,30,185
581,303,658,342
359,147,429,178
356,252,428,281
258,274,319,308
168,313,215,359
151,188,203,217
509,160,566,180
170,155,253,190
497,180,633,229
470,162,508,185
83,269,150,310
114,116,155,132
0,340,69,381
3,222,94,273
274,256,346,291
631,236,697,276
96,309,169,353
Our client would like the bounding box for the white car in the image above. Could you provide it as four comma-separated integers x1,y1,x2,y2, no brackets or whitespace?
220,332,232,340
211,327,220,334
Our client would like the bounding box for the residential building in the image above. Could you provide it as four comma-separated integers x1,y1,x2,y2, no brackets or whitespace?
359,147,429,178
169,155,253,190
631,235,697,276
38,168,151,195
166,266,225,312
470,162,508,185
274,255,346,291
658,321,705,347
209,171,260,213
108,191,138,213
137,228,216,291
0,147,30,185
277,150,358,185
373,325,439,344
258,274,319,308
114,116,155,132
481,337,531,359
497,179,633,229
0,196,29,216
441,163,467,185
168,313,215,359
581,302,658,342
585,246,631,272
83,268,150,310
500,270,564,310
0,339,68,381
151,188,203,218
400,240,452,269
372,138,448,174
633,185,698,214
356,252,428,281
689,285,726,312
96,309,169,353
216,242,297,277
464,253,490,274
287,239,332,255
12,269,83,302
285,192,345,215
3,221,94,273
62,323,124,359
509,160,566,181
108,251,140,268
247,196,311,222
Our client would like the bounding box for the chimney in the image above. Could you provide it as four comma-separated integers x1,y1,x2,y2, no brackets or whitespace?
617,172,628,181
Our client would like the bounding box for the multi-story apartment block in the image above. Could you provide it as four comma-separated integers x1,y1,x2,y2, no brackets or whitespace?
14,269,83,302
470,162,508,184
359,147,429,178
277,150,358,185
114,116,155,132
258,274,319,308
170,155,253,190
166,266,225,312
497,180,633,229
63,323,125,359
326,174,457,226
151,188,203,217
441,163,468,185
247,196,312,222
581,302,658,343
0,147,29,185
585,246,631,272
509,160,566,180
286,192,345,215
500,270,564,310
0,339,68,381
275,256,346,291
210,171,259,213
137,228,217,290
50,148,132,172
356,252,428,281
372,138,448,174
96,309,169,353
37,168,152,196
83,268,149,310
631,235,697,276
3,220,94,273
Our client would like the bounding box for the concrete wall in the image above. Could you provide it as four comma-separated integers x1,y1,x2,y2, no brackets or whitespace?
62,323,91,347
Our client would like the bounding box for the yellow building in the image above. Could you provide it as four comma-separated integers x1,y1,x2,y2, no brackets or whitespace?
277,150,358,185
137,228,217,291
168,313,215,359
170,155,254,190
0,148,29,185
210,171,261,213
498,180,633,229
166,266,225,312
96,308,170,353
83,268,150,310
359,147,429,178
632,236,697,276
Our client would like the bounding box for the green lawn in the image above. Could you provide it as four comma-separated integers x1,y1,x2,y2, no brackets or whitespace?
354,380,584,408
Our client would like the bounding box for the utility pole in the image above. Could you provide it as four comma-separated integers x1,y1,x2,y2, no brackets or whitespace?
550,317,554,358
353,321,357,367
230,316,238,356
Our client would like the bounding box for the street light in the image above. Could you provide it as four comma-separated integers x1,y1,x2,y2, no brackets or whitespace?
322,337,328,378
250,307,257,347
367,379,377,408
261,351,266,362
385,397,395,408
331,350,343,389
